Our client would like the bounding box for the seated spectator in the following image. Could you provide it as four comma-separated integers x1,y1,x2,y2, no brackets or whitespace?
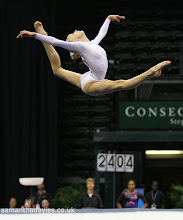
116,180,148,208
9,197,17,208
41,199,50,209
22,196,36,208
34,182,50,206
145,181,165,209
76,177,103,209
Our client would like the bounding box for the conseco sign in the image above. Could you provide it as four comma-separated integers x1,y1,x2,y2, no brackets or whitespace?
119,102,183,129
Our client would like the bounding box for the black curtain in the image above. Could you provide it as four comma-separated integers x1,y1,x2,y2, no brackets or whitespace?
1,1,58,207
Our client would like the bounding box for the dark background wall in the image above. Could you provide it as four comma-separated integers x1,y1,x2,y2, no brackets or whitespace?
1,1,58,207
56,0,183,183
1,0,183,208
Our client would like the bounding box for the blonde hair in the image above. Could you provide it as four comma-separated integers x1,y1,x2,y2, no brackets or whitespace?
71,52,81,60
86,178,95,184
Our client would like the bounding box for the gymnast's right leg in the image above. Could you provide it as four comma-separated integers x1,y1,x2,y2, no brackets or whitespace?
83,61,171,96
34,21,82,88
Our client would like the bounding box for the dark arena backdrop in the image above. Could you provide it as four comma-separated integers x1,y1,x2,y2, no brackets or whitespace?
1,0,183,209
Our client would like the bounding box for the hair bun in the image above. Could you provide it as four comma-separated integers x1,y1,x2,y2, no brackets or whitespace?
71,52,81,60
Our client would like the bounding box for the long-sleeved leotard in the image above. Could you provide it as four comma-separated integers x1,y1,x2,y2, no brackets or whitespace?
35,18,111,91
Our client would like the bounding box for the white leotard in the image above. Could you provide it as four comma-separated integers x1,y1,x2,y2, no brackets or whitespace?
35,18,111,92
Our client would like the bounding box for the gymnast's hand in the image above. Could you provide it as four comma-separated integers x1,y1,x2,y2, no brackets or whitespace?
107,15,125,22
16,30,37,38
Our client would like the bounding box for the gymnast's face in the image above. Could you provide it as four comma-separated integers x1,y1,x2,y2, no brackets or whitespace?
128,180,136,191
66,30,85,42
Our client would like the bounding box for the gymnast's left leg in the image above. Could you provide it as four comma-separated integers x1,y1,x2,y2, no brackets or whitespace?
34,21,82,88
83,61,171,96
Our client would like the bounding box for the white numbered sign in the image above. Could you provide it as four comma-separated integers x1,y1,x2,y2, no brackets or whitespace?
107,154,115,172
97,153,134,172
125,154,134,173
116,154,125,172
97,153,107,171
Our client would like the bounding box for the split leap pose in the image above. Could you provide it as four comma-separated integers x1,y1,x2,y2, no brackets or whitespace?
17,15,171,96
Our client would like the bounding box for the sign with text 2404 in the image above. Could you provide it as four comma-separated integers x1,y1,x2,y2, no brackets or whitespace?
97,153,134,173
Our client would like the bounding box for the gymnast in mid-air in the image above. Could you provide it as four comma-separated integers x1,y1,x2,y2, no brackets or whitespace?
17,15,171,96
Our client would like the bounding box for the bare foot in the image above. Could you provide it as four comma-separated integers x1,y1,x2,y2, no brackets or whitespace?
150,61,171,77
34,21,48,35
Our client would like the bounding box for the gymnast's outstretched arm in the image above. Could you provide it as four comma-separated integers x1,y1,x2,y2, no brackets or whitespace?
35,33,84,53
17,31,84,54
17,22,82,88
93,15,125,44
